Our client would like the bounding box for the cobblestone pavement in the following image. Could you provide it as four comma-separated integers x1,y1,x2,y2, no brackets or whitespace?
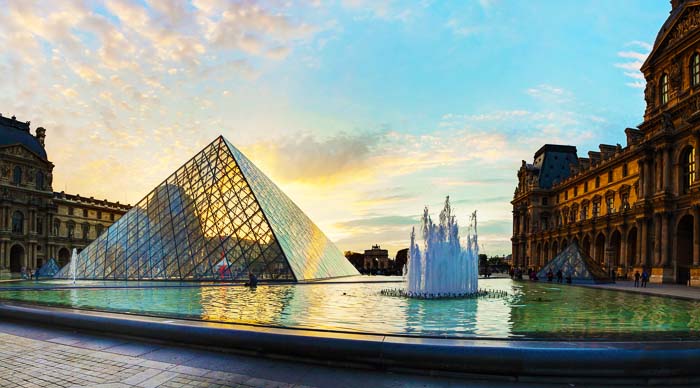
0,320,684,388
584,280,700,300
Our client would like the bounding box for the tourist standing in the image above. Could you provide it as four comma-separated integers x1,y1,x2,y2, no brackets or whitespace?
556,269,563,283
641,270,649,288
634,270,640,287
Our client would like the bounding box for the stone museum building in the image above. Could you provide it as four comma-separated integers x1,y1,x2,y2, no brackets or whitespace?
512,0,700,285
0,114,130,275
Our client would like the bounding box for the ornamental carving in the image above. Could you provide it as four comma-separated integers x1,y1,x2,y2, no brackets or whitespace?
644,79,655,105
669,9,700,46
670,59,682,91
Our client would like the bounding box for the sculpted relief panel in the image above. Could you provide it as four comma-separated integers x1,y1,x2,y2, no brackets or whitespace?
669,8,700,46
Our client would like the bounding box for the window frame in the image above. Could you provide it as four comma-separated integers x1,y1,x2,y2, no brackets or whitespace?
691,53,700,88
682,147,696,194
660,73,669,105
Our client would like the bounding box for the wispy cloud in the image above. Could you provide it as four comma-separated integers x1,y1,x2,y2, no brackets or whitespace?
615,41,651,89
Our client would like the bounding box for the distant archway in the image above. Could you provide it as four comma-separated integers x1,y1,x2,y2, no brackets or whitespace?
609,230,622,268
676,215,694,285
57,248,71,268
595,232,606,264
582,234,592,257
10,244,24,273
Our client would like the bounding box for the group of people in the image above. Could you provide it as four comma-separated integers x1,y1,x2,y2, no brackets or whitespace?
20,266,37,280
633,269,650,288
509,267,572,284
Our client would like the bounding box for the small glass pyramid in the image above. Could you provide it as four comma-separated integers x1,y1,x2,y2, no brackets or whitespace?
55,136,359,281
536,242,611,284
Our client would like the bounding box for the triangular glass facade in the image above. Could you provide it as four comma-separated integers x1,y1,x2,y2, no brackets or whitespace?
56,136,358,281
536,243,611,284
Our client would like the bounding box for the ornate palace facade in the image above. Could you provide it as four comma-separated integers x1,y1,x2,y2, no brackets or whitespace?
0,114,130,275
512,0,700,285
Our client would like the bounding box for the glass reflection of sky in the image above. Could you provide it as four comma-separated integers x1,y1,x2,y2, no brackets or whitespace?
2,279,700,340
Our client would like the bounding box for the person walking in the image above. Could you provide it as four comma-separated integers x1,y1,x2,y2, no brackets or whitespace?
634,270,640,287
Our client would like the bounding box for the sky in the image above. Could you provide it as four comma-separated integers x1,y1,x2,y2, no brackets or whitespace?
0,0,671,257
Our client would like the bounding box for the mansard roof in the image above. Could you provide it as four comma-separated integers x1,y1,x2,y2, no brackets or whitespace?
0,115,47,160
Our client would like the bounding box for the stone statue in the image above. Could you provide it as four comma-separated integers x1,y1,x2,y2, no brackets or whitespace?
662,111,675,131
644,79,655,106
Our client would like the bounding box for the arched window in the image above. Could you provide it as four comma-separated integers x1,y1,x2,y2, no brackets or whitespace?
691,53,700,87
36,171,44,190
11,211,23,233
660,73,669,105
682,147,695,194
67,222,75,239
82,223,90,240
12,166,21,185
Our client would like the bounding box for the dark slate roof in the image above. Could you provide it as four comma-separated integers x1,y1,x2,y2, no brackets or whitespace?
533,144,578,189
0,115,47,160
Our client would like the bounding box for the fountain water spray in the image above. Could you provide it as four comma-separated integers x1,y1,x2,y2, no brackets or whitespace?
402,196,479,298
69,248,78,284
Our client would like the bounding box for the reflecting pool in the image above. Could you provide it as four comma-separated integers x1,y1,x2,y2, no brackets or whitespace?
1,278,700,340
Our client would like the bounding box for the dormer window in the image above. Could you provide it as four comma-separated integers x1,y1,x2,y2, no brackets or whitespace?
660,73,669,105
691,53,700,87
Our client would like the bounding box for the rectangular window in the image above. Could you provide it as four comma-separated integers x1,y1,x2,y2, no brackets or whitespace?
574,187,578,197
581,205,588,221
621,193,630,210
542,197,548,206
584,181,588,193
622,163,628,177
608,170,613,183
110,213,115,221
606,197,615,214
83,209,88,218
564,191,569,200
595,176,601,188
592,202,600,218
68,207,74,216
97,211,102,220
36,217,43,234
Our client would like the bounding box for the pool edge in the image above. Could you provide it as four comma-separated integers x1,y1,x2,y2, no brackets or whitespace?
1,302,700,384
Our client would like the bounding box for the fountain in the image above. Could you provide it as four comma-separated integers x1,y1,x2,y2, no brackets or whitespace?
69,248,78,284
403,196,479,298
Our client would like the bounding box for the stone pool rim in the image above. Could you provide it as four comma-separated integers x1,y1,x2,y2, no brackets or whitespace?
1,302,700,384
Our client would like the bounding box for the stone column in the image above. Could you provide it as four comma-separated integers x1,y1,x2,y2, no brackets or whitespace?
620,228,628,270
646,158,654,198
661,213,670,266
663,147,672,192
640,218,649,266
638,160,646,199
656,152,663,193
635,219,643,265
694,206,700,266
654,213,663,266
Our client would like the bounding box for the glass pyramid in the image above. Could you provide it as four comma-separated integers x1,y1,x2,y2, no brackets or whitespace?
55,136,359,281
536,242,611,284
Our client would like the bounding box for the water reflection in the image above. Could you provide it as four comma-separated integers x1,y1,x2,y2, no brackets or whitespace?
1,279,700,340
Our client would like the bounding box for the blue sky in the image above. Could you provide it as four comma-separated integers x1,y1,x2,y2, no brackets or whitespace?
0,0,670,256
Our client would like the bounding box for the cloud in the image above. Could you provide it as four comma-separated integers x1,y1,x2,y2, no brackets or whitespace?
526,84,572,104
615,41,651,89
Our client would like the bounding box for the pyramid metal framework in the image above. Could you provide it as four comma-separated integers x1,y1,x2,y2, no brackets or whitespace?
55,136,359,282
536,242,611,284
